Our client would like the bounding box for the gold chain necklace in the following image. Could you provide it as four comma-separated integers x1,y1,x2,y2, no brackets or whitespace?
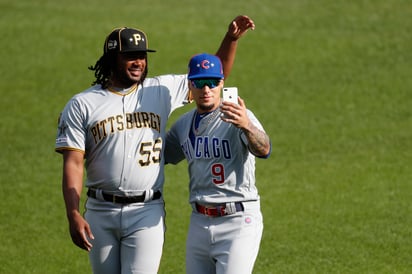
193,108,220,135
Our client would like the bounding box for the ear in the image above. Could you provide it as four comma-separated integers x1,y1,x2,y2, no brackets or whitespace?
187,89,194,103
188,81,194,100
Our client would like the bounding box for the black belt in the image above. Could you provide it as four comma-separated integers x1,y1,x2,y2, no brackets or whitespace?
87,189,161,204
195,202,244,217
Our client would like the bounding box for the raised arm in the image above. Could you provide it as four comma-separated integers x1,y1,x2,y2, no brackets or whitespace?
215,15,255,79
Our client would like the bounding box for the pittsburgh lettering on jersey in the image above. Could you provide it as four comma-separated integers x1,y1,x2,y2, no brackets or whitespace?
181,136,231,161
91,112,161,144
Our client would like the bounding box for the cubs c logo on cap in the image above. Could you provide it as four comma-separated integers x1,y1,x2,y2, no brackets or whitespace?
201,60,212,69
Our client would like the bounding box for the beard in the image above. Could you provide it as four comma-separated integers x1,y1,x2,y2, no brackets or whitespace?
114,69,146,87
198,103,215,113
111,56,148,88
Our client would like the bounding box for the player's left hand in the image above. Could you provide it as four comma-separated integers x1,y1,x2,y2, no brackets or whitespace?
227,15,255,40
220,96,250,129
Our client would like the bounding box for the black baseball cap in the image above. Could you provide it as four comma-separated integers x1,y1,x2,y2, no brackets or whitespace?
104,27,156,54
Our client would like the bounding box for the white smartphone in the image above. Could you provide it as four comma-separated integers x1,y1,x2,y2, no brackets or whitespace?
222,87,238,104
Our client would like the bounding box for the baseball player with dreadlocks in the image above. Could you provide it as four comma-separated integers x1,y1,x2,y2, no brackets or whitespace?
165,53,271,274
55,16,255,274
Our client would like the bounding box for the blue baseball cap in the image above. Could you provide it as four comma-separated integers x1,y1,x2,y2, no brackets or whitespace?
188,53,224,80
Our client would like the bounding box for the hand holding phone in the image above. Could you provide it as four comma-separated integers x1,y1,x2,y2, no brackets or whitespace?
222,87,238,104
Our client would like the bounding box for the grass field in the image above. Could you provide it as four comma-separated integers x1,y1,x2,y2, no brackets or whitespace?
1,0,411,273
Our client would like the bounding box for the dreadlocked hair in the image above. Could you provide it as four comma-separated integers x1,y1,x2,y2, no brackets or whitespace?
88,54,115,89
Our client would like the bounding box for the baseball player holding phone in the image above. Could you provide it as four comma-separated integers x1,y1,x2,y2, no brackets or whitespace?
55,17,255,274
165,53,271,274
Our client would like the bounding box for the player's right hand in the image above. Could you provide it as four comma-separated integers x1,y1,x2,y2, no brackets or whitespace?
68,212,94,251
227,15,255,40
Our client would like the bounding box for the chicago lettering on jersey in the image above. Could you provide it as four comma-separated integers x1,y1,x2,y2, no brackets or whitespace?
181,136,231,161
91,111,161,144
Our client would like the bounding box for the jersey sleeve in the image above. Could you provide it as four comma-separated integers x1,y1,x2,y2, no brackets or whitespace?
155,74,190,113
55,97,86,153
164,122,186,164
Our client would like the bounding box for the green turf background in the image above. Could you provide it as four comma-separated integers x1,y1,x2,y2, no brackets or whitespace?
1,0,411,273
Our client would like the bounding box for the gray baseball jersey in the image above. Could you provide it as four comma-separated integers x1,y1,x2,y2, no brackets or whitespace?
55,74,188,194
165,106,266,204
